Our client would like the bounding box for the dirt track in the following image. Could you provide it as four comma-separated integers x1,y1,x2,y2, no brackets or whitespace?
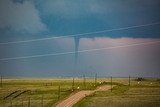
55,85,112,107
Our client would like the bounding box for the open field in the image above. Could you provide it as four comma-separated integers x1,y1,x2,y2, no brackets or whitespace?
73,78,160,107
0,78,104,107
56,85,113,107
0,78,160,107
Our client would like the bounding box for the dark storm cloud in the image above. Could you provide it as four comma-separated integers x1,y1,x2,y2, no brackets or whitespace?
32,0,160,38
0,0,160,38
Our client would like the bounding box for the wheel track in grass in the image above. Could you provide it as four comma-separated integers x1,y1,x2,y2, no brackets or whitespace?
55,85,114,107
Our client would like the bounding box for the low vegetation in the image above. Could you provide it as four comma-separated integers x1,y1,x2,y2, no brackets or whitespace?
0,78,159,107
73,78,160,107
0,78,104,107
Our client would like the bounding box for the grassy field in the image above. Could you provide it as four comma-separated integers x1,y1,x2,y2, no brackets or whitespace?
74,78,160,107
0,78,105,107
0,78,160,107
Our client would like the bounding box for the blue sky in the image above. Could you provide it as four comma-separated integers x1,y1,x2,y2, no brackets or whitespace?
0,0,160,77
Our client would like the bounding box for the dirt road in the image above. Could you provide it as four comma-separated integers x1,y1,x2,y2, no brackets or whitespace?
55,85,112,107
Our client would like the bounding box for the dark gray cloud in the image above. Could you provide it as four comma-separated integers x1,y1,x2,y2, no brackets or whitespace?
1,0,160,37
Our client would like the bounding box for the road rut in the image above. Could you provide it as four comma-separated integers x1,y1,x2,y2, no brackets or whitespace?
55,85,113,107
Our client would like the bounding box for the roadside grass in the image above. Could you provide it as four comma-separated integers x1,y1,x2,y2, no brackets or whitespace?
73,84,129,107
0,78,159,107
73,79,160,107
0,78,101,107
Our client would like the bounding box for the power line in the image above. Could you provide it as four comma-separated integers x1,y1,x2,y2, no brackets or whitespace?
0,21,160,45
0,40,160,61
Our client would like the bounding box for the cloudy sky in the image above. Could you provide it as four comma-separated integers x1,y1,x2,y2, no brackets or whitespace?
0,0,160,77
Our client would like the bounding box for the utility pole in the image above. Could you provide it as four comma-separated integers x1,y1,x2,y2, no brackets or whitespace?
111,76,112,92
10,98,12,107
28,97,30,107
21,99,23,107
41,95,44,107
95,73,97,85
58,85,60,100
83,74,86,88
0,76,2,87
72,78,75,91
129,76,131,86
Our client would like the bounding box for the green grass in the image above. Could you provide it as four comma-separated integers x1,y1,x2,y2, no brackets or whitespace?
0,78,101,107
73,79,160,107
73,84,129,107
1,78,160,107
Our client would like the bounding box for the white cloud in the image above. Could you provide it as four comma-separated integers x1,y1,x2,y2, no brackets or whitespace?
0,0,47,34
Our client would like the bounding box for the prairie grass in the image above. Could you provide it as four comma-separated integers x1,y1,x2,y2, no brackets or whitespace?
73,78,160,107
